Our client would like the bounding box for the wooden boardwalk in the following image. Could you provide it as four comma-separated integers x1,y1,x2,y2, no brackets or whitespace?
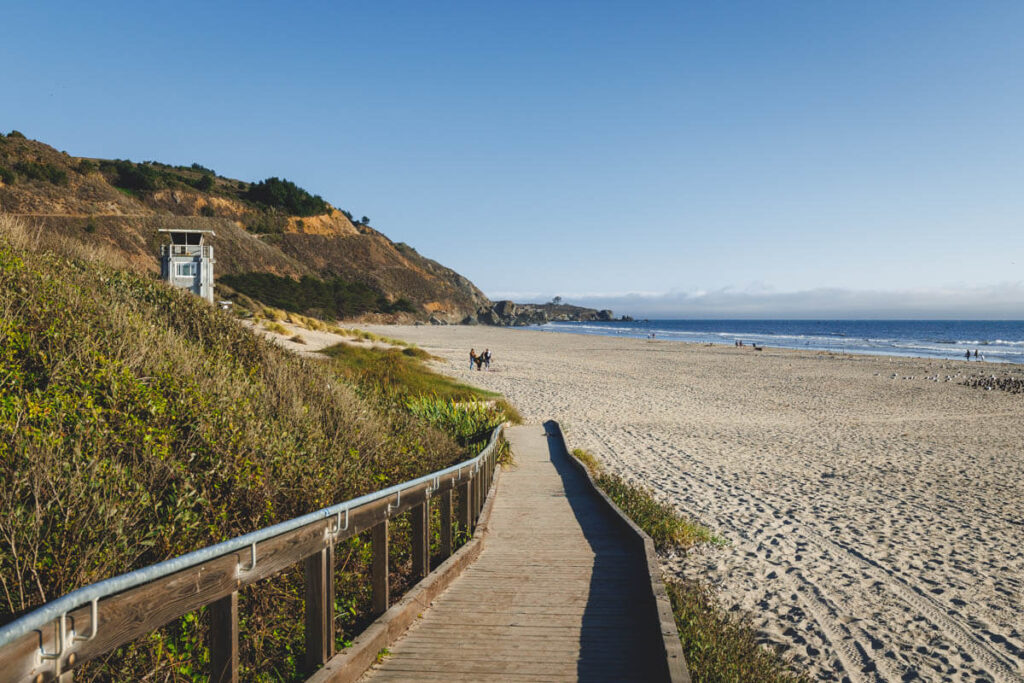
363,424,668,682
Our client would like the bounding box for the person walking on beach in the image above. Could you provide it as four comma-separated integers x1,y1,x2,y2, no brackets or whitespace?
974,349,979,358
470,348,477,370
966,350,971,361
483,349,491,370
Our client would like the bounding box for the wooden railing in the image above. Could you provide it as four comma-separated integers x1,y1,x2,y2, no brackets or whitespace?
0,425,505,682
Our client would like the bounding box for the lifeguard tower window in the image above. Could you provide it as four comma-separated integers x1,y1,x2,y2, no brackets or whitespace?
176,263,198,277
172,232,204,246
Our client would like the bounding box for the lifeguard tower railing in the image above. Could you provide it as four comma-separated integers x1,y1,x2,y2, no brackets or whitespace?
161,243,213,259
0,425,505,682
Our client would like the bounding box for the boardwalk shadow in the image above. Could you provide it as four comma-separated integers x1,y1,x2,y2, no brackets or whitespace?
542,420,668,682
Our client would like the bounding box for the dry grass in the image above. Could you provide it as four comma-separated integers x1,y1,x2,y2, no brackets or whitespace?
0,216,477,680
0,213,128,268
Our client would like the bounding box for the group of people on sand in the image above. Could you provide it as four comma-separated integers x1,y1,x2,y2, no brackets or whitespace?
469,348,492,371
966,349,984,361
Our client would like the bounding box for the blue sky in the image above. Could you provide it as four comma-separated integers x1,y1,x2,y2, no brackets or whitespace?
3,1,1023,317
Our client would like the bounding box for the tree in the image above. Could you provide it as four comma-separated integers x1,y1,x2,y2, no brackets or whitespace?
550,296,562,306
360,216,371,225
245,177,329,216
193,174,215,191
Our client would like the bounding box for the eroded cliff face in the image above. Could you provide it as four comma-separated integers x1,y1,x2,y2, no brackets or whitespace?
0,135,491,321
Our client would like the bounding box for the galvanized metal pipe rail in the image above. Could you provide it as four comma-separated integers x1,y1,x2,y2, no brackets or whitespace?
0,425,505,682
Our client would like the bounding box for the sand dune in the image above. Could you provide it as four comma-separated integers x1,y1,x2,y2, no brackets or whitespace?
365,324,1024,682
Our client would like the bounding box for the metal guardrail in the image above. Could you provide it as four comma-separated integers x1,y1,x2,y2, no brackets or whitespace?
0,424,505,682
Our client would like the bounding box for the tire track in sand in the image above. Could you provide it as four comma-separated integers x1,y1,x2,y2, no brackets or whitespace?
576,423,1021,682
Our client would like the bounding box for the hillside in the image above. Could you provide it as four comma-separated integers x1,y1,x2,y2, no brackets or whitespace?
0,131,489,321
0,215,515,679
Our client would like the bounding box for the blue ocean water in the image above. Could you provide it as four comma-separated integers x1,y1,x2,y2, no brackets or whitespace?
535,320,1024,364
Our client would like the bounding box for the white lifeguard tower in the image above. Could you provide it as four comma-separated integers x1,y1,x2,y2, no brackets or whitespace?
159,229,215,303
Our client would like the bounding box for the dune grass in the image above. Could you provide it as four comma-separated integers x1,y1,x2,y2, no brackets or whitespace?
667,580,811,683
570,448,721,551
570,446,805,682
0,215,508,680
321,343,495,400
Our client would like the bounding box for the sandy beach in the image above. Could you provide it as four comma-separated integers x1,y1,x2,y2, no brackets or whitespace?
360,324,1024,682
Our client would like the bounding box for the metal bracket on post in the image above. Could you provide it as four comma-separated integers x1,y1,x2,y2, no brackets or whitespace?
239,542,257,572
39,597,100,670
386,490,402,516
38,613,66,667
332,508,350,536
73,598,99,643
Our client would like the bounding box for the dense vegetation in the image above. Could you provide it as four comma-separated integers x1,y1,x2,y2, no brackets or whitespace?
96,159,217,194
245,177,329,216
12,160,68,185
0,216,512,680
221,272,416,319
570,447,806,683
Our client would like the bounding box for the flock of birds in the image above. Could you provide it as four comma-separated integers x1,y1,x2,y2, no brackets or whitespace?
959,373,1024,394
876,368,1024,394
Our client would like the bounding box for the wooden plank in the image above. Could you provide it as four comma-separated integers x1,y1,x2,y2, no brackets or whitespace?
410,503,428,580
365,425,679,683
306,474,496,683
208,591,238,683
304,546,334,674
439,489,452,559
371,520,389,616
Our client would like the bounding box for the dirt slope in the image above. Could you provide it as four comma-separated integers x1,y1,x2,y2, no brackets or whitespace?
0,133,489,320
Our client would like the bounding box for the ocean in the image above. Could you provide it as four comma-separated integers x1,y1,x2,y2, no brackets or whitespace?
534,319,1024,364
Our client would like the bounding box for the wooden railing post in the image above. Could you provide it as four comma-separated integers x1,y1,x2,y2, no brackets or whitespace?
371,520,389,615
209,591,239,683
474,470,482,524
412,501,429,580
459,479,472,533
303,544,334,675
440,488,453,559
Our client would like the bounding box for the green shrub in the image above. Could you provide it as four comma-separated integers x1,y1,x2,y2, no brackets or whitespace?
321,343,501,404
245,177,328,216
76,159,98,174
199,204,216,217
13,160,67,185
0,228,473,679
103,159,160,192
245,213,287,234
0,166,14,185
193,173,215,191
7,129,26,139
219,271,401,320
405,396,505,446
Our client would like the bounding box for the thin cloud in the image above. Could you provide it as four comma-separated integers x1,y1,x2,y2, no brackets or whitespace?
504,284,1024,319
